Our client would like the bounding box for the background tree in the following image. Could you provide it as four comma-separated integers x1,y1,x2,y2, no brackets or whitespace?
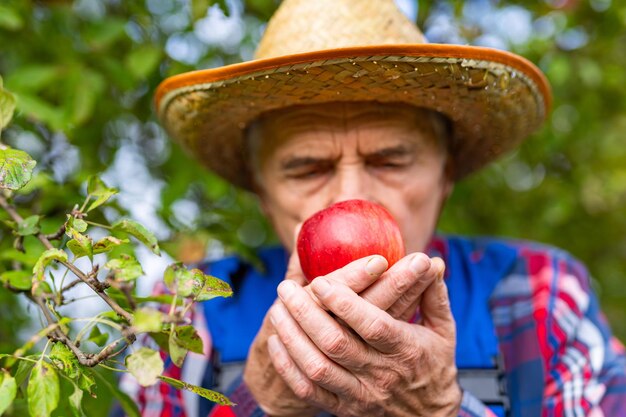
1,0,624,414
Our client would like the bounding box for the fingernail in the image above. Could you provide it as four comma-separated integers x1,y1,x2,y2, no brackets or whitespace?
365,256,388,276
432,257,446,279
277,280,296,299
410,253,430,274
312,277,331,297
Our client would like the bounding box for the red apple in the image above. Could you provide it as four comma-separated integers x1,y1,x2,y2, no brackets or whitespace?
297,199,405,282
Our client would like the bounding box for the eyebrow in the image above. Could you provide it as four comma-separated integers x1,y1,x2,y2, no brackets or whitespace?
280,156,333,171
363,144,414,159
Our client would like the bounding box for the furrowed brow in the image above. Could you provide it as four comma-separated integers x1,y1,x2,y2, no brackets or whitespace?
364,144,414,159
280,156,332,170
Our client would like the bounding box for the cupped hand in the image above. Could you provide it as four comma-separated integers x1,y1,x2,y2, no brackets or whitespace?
267,255,462,417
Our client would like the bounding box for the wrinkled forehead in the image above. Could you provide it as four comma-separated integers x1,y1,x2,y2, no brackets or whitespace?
246,101,450,163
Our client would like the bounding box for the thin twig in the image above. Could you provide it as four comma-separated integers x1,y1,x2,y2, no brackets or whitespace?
0,194,132,322
45,223,67,241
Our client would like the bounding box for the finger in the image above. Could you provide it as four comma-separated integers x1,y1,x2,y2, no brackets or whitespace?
420,258,456,341
310,277,404,353
267,334,340,410
323,254,388,293
276,280,371,370
360,252,436,318
389,292,422,323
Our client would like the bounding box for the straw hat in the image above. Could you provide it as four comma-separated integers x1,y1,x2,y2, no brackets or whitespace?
155,0,551,190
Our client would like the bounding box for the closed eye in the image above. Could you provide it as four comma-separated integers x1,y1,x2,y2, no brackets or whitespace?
281,157,334,180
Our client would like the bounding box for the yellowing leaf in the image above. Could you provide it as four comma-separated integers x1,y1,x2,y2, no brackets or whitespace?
67,229,93,260
0,370,17,415
133,307,163,333
195,273,233,301
27,361,60,417
0,147,37,191
125,348,163,387
105,254,144,281
0,76,17,131
168,329,187,368
86,175,118,212
93,236,128,254
158,375,233,406
32,248,67,281
112,219,160,255
172,325,203,354
163,263,203,298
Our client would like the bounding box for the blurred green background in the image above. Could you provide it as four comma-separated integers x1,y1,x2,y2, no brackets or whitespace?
0,0,624,379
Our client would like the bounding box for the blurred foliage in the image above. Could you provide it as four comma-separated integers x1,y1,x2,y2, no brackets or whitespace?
0,2,624,405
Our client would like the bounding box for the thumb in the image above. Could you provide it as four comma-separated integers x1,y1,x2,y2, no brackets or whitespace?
420,258,456,342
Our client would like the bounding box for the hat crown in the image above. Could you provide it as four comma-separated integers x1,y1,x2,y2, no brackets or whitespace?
254,0,426,60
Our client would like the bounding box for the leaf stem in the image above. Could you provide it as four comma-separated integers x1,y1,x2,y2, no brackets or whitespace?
85,220,113,229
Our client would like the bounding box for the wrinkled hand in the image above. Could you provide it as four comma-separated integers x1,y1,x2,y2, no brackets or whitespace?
244,246,441,416
267,255,461,417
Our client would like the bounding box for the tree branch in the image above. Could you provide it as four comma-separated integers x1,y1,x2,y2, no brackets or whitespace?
0,194,132,322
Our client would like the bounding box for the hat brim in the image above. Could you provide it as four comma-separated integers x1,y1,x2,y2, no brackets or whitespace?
156,44,551,190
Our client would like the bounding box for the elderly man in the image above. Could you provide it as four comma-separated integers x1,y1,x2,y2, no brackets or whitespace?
120,0,626,416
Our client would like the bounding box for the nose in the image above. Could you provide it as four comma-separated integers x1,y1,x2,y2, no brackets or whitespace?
329,163,371,205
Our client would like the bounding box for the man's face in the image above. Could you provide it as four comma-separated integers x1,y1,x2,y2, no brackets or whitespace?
252,102,453,254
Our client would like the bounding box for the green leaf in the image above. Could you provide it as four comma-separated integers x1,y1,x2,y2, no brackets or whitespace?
27,361,60,417
33,248,67,281
195,273,233,301
0,5,23,30
0,269,32,290
158,375,233,406
86,175,118,212
163,263,203,298
75,368,96,398
172,325,203,354
126,45,162,80
147,331,170,354
133,307,163,333
65,216,89,235
105,254,144,281
32,280,53,297
87,326,108,347
15,93,65,131
14,358,35,394
168,329,188,368
17,215,41,236
93,236,128,254
0,76,17,131
83,18,127,50
125,347,164,387
112,219,160,255
67,229,93,260
67,380,84,417
5,65,60,93
92,369,139,417
0,370,17,415
49,343,80,379
0,147,37,191
66,68,105,126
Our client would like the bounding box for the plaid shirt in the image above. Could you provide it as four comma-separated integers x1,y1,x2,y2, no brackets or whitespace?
118,235,626,417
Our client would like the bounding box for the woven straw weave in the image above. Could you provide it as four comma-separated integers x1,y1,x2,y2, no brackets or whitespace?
156,0,550,190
